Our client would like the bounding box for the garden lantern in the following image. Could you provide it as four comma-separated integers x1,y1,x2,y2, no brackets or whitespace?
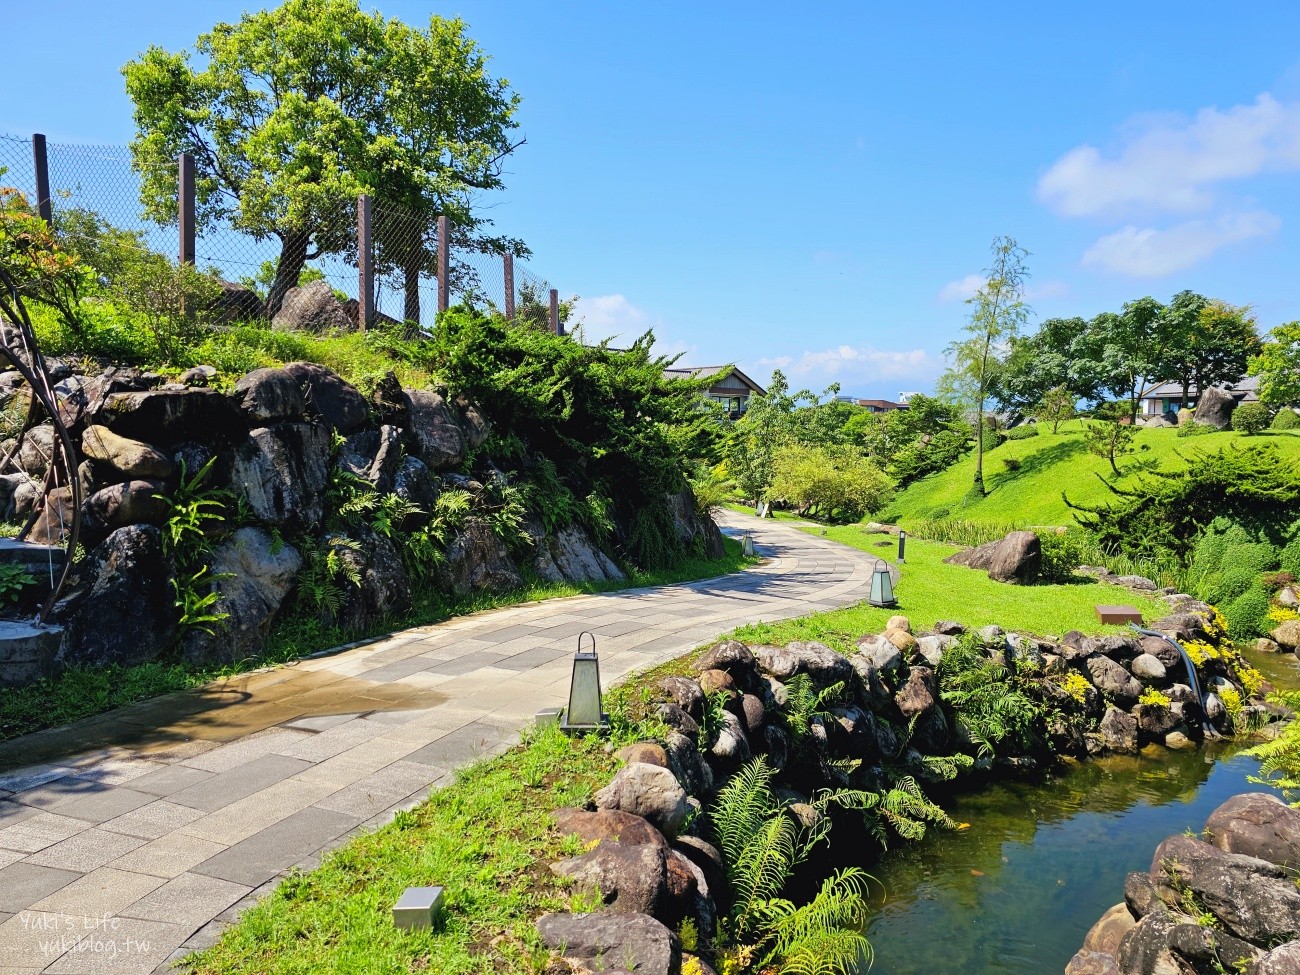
868,559,897,608
561,632,609,733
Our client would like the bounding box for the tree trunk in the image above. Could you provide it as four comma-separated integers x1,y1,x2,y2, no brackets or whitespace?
974,403,985,496
1180,376,1192,413
265,231,311,319
403,260,422,326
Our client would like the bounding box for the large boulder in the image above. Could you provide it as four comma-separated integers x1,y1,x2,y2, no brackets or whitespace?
181,527,301,665
695,641,757,683
550,841,672,917
209,279,264,323
1085,654,1143,704
1099,706,1139,754
1204,793,1300,870
100,388,246,446
753,641,854,688
392,456,439,525
657,677,705,720
81,479,169,544
988,530,1042,585
894,666,938,721
1116,910,1183,975
1084,902,1137,956
439,519,524,597
271,280,353,333
552,807,669,852
323,527,412,633
336,426,403,493
1193,386,1237,430
536,913,681,975
403,389,465,470
1271,620,1300,651
231,421,331,528
536,525,627,585
57,525,174,667
230,367,306,424
665,488,726,560
1253,942,1300,975
80,425,173,480
594,762,689,839
1151,834,1300,945
281,362,369,435
944,539,999,571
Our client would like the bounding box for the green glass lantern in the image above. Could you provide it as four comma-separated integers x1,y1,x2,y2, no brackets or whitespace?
868,559,897,608
561,632,609,733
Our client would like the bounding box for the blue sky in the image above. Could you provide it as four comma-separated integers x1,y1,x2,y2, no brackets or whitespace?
5,2,1300,399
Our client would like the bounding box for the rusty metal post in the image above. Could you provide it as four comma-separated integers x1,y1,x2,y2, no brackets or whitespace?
503,253,515,321
357,194,373,331
437,215,450,314
31,134,52,224
549,288,562,336
178,153,196,265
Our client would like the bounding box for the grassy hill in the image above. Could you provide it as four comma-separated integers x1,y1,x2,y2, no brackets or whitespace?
884,419,1300,528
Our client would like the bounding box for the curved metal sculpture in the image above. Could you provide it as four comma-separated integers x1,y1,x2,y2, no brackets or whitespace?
0,266,82,622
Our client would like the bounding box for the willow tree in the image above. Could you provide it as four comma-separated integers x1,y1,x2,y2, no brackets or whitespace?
122,0,521,317
939,236,1031,496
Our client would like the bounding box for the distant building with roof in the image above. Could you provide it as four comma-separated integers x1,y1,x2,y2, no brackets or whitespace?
1139,375,1260,417
663,366,766,418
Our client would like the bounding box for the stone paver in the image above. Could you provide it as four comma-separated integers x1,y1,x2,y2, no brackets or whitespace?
0,513,876,972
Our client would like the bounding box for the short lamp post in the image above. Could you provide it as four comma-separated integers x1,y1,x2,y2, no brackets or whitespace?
560,632,609,733
868,558,897,608
898,529,907,563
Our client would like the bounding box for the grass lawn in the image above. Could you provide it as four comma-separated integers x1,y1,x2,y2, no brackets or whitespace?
183,725,622,975
0,539,757,743
884,421,1300,528
727,522,1168,651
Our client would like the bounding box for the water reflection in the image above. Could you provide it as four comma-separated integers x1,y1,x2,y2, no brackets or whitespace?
860,649,1298,975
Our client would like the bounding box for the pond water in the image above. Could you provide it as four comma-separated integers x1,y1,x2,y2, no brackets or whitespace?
860,651,1299,975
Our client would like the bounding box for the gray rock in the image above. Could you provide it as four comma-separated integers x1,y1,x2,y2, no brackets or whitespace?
81,479,169,543
977,624,1005,645
1278,586,1300,610
57,525,174,668
541,525,626,584
594,762,689,839
550,841,671,917
1116,910,1183,975
1152,834,1300,945
1204,693,1228,727
271,279,354,332
209,279,264,322
988,530,1042,584
695,641,756,680
1131,653,1168,684
178,365,218,387
282,362,369,434
536,913,681,975
944,539,999,571
231,421,331,528
657,677,704,720
662,733,711,797
1272,620,1300,650
1205,793,1300,870
1084,903,1137,956
656,704,700,742
915,634,952,668
1139,635,1183,670
1118,574,1158,591
1253,942,1300,975
1099,706,1139,754
664,488,726,561
337,425,403,493
181,527,301,665
100,387,246,445
933,620,966,636
894,666,938,721
753,641,854,688
1125,871,1164,918
1064,950,1121,975
1086,654,1143,704
392,456,439,524
456,399,491,449
81,425,174,480
404,389,465,470
740,693,766,735
854,635,904,675
707,711,751,764
1193,385,1237,429
230,367,306,423
324,527,412,633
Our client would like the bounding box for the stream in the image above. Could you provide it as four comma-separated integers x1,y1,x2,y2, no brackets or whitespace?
860,650,1299,974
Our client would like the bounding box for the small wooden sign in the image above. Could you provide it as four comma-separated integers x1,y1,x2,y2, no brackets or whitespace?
1095,604,1143,625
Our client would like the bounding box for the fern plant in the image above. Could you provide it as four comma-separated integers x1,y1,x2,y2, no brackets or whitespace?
938,635,1045,759
1247,691,1300,804
171,566,232,638
0,563,35,607
295,538,363,618
155,457,231,566
708,758,874,975
780,675,849,763
814,778,957,848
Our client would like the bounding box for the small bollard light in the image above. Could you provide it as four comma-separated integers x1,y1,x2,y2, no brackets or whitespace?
741,534,756,557
534,707,563,728
898,529,907,563
560,632,609,733
868,558,897,608
393,886,445,930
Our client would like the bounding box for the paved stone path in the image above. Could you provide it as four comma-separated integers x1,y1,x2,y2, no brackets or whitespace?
0,513,877,974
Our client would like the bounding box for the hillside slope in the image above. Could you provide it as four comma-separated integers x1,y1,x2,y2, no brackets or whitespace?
884,420,1300,527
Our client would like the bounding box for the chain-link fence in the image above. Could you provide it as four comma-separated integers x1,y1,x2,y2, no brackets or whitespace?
0,132,567,334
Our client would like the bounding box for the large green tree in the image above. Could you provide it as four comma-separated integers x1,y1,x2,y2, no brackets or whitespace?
1250,322,1300,407
122,0,521,317
1078,295,1169,421
1156,292,1259,408
939,236,1031,496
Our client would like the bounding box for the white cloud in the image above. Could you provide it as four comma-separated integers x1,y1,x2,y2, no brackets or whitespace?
569,293,651,344
1038,93,1300,218
1025,280,1071,301
755,346,934,387
1080,210,1281,277
936,274,984,303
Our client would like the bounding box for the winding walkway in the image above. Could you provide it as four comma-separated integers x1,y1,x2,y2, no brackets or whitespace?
0,513,877,974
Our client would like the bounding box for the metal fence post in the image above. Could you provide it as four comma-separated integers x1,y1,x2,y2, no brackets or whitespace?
437,215,450,314
503,253,515,321
549,288,562,336
357,194,373,331
178,153,196,266
31,134,52,224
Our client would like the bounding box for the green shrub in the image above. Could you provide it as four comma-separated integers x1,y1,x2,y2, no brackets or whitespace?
981,426,1005,452
1002,457,1022,472
1036,529,1089,583
1232,402,1270,435
1004,424,1040,440
888,429,970,487
1273,408,1300,431
767,444,894,522
1282,536,1300,576
1224,584,1272,639
1177,419,1214,437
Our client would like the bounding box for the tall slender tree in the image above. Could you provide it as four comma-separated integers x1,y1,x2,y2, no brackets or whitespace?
939,236,1031,496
